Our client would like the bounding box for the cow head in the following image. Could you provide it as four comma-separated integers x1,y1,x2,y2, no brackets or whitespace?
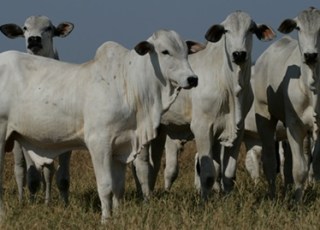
205,11,275,65
278,7,320,66
134,29,198,89
0,15,74,58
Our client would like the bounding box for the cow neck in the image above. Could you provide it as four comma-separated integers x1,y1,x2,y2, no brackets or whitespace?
128,50,177,157
226,59,252,144
204,41,238,146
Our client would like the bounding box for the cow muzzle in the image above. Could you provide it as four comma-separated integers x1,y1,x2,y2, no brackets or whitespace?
232,51,247,65
27,36,43,53
184,76,198,89
304,52,318,65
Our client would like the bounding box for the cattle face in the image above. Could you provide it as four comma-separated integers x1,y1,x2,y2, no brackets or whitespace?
0,15,74,58
205,11,275,65
278,7,320,66
135,30,198,90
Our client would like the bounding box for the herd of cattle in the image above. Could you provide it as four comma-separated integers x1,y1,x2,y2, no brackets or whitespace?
0,7,318,224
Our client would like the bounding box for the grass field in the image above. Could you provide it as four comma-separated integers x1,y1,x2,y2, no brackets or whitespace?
1,141,320,229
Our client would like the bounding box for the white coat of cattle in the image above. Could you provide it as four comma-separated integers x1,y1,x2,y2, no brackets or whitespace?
133,11,275,199
254,7,320,201
0,29,198,223
0,15,74,204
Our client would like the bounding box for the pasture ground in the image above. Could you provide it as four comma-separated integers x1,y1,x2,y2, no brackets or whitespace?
1,141,320,229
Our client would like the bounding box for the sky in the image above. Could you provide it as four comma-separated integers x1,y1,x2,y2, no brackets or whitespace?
0,1,318,63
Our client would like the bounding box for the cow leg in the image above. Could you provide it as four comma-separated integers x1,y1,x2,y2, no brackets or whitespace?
194,148,221,194
12,141,26,203
312,136,320,181
0,126,6,220
56,151,72,205
111,159,126,212
149,128,167,190
132,127,166,196
164,137,182,191
42,162,55,204
302,135,314,186
280,140,294,194
132,146,151,200
286,128,308,202
87,139,113,224
211,143,222,192
191,121,214,200
221,127,244,193
23,150,41,202
255,113,277,199
245,144,262,185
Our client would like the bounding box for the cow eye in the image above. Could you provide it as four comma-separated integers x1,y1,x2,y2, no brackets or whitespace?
23,26,27,31
296,26,300,31
162,50,170,55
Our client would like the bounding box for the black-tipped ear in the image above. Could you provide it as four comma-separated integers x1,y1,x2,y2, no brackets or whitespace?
254,24,276,41
54,22,74,38
205,24,226,43
0,24,24,39
186,40,205,54
134,41,154,55
278,19,297,34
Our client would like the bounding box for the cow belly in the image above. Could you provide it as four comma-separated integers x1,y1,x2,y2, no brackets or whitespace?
7,114,85,157
9,111,84,143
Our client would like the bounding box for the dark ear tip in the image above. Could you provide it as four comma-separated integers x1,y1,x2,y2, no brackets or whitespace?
255,25,276,41
63,22,75,30
186,40,206,54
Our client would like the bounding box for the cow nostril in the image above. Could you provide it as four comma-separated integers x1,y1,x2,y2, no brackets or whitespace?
187,76,198,87
28,36,41,43
304,53,318,64
232,51,247,64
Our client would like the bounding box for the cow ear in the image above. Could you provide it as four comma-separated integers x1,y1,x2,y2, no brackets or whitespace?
0,24,24,39
186,40,205,54
205,25,226,43
134,41,154,56
54,22,74,37
278,19,297,34
254,24,276,41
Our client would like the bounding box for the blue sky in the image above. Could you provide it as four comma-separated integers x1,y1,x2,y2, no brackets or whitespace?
0,1,318,63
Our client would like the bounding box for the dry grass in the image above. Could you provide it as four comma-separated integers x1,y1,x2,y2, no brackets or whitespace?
1,141,320,229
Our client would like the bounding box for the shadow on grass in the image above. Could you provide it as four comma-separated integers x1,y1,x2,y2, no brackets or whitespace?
79,189,101,213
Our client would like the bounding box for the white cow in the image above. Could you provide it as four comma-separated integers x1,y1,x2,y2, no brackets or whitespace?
254,7,320,201
133,11,275,199
0,29,198,223
0,15,74,204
